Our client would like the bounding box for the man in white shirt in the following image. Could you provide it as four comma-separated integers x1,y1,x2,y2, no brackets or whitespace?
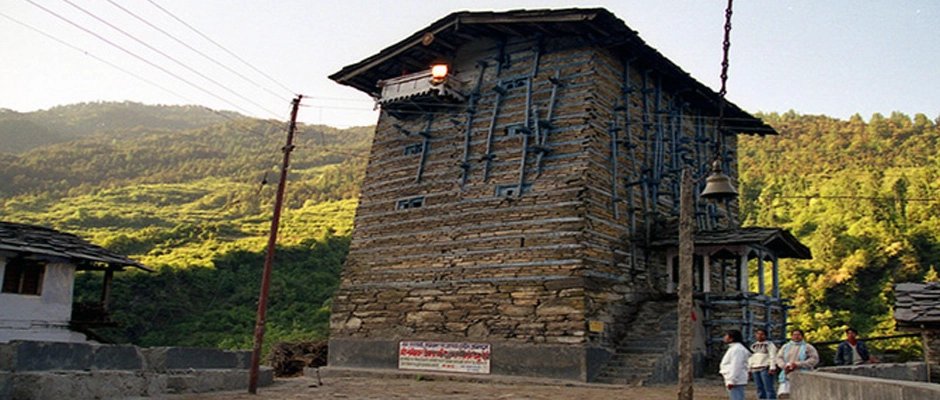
720,329,750,400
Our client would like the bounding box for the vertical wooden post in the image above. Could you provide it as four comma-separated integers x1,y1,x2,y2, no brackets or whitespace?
248,95,302,394
758,252,765,296
678,167,694,400
101,269,114,309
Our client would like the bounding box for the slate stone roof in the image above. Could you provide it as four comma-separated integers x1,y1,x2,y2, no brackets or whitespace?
649,227,813,260
894,282,940,326
330,7,776,136
0,221,150,271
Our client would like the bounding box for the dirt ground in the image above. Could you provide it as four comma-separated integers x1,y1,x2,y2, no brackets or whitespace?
150,375,758,400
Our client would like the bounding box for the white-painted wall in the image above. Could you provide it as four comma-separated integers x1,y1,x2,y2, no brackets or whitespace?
0,256,87,343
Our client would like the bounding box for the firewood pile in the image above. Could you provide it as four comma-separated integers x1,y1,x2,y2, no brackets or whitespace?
267,340,328,377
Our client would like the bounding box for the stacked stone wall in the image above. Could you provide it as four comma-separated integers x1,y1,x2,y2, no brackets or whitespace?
334,37,601,347
331,29,750,378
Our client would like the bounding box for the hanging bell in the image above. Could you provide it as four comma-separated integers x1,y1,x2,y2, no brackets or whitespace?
700,159,738,200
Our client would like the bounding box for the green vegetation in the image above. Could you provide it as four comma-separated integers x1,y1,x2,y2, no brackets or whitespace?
1,102,369,348
741,111,940,358
2,102,939,361
74,236,348,352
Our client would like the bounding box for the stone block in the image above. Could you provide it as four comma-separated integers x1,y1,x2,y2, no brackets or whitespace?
144,347,250,372
406,311,444,324
6,341,94,371
328,338,399,370
499,304,534,317
0,344,13,371
422,302,454,311
10,370,164,400
344,317,363,330
0,371,10,400
535,304,578,316
93,345,145,370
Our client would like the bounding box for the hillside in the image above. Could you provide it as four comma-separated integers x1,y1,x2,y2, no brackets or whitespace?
0,101,242,154
0,102,371,348
740,111,940,355
2,103,939,359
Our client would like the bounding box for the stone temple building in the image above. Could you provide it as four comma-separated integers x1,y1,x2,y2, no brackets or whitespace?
327,8,811,383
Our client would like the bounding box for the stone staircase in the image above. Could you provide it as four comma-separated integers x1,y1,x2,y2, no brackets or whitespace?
594,299,679,385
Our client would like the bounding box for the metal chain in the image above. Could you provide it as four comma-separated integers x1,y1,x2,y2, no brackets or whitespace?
715,0,733,155
718,0,733,99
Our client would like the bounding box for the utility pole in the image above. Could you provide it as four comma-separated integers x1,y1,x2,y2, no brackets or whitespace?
248,94,302,394
677,167,694,400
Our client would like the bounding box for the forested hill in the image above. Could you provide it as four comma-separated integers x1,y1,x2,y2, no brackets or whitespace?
740,111,940,348
0,101,242,154
2,102,938,358
0,102,372,349
1,102,372,268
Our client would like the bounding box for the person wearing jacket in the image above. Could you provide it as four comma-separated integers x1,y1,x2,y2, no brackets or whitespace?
720,329,750,400
774,329,819,397
834,327,877,365
748,328,778,399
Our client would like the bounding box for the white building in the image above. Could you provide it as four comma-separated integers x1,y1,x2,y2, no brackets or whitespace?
0,221,149,343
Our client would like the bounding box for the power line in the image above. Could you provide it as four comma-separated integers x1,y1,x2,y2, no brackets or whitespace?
25,0,261,118
4,9,282,139
0,10,193,104
58,0,284,119
103,0,287,106
146,0,297,98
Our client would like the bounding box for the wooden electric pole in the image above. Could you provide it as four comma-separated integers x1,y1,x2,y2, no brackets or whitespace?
248,94,303,394
678,167,694,400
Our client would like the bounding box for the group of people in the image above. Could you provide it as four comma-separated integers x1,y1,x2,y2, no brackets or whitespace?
719,327,875,399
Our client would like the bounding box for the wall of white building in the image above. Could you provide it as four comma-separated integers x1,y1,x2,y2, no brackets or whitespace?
0,256,86,343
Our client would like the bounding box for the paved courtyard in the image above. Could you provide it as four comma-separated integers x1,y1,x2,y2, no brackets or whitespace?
150,375,754,400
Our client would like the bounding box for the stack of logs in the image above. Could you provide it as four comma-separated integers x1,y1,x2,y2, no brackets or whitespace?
267,340,328,377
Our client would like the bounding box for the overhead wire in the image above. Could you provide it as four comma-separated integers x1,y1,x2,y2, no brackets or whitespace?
58,0,284,119
103,0,287,108
0,10,193,104
57,1,368,149
16,2,365,211
4,7,283,141
24,0,263,118
145,0,297,98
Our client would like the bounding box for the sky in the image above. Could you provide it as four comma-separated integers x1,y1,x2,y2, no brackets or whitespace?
1,0,938,128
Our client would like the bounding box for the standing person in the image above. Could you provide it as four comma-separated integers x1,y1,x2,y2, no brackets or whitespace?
834,327,877,365
774,329,819,397
748,328,778,399
719,329,750,400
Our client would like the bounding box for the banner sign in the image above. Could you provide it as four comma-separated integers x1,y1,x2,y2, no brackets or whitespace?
398,341,491,374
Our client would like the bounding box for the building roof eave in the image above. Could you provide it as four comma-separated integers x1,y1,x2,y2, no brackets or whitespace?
329,7,776,136
649,226,812,260
0,221,151,272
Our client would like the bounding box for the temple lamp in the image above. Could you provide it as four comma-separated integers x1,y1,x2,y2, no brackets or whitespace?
430,64,449,84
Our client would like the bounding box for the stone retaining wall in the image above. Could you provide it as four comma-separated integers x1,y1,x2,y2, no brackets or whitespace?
0,341,272,399
819,362,929,383
791,370,940,400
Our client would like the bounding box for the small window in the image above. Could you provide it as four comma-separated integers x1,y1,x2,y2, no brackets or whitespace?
2,259,45,295
396,196,425,210
506,125,531,137
496,184,531,197
504,78,528,90
403,143,425,155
